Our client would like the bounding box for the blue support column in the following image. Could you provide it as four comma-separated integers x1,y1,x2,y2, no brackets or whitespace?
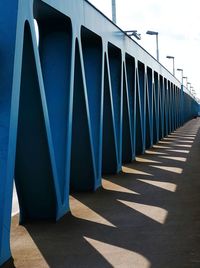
125,54,136,160
181,84,184,124
146,68,153,148
122,63,134,163
0,0,19,265
153,72,159,143
102,53,119,174
159,76,164,139
107,43,123,172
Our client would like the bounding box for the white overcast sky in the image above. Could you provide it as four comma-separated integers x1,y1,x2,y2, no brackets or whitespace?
88,0,200,98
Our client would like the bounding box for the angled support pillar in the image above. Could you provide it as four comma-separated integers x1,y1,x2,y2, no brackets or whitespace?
0,0,75,264
0,0,19,265
180,84,184,124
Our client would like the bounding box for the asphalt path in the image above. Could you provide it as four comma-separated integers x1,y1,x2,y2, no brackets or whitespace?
10,119,200,268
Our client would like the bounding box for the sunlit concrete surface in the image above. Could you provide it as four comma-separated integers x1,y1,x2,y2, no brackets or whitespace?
118,200,168,224
173,144,192,148
153,145,172,149
70,196,116,228
9,119,200,268
12,184,19,217
84,237,151,268
175,140,194,143
159,156,187,162
150,165,183,174
137,179,177,192
145,150,167,155
122,166,152,176
158,141,172,144
167,149,190,154
135,157,161,164
102,179,140,195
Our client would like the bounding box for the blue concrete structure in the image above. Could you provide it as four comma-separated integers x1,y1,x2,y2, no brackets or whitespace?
0,0,199,265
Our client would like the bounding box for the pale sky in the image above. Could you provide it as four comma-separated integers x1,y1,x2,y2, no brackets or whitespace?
89,0,200,98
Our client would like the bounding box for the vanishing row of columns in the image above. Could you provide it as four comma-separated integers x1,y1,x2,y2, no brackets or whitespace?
0,0,198,265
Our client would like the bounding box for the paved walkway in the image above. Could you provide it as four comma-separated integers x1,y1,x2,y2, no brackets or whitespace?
7,119,200,267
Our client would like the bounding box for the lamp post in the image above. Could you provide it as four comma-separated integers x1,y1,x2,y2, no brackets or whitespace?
112,0,116,23
166,56,175,75
146,30,159,61
187,82,191,92
190,86,196,99
177,68,183,85
183,76,188,87
191,88,196,98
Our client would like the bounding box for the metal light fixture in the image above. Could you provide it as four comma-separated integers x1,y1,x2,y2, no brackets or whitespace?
124,30,141,40
187,82,191,92
183,76,188,87
146,30,159,61
166,56,175,75
177,68,183,84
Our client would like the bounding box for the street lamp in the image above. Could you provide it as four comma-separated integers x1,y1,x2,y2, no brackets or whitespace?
191,88,196,97
190,86,196,98
166,56,175,75
124,30,141,40
183,76,188,87
187,82,191,92
177,68,183,84
146,30,159,61
112,0,116,23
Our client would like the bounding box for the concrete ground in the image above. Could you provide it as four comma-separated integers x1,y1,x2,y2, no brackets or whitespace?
5,118,200,267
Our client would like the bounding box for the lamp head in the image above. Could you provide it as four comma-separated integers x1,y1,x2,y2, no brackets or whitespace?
166,55,174,59
146,30,158,35
124,30,141,40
